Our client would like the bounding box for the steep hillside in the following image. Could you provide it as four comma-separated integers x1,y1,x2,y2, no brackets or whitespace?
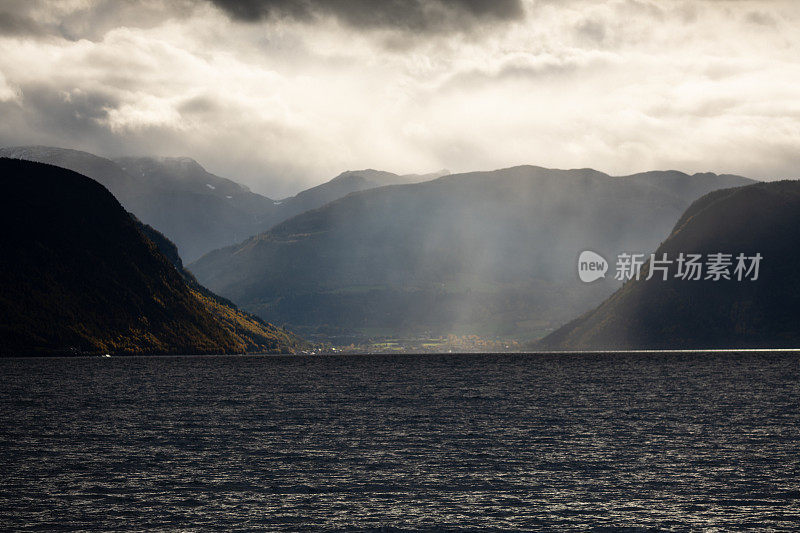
0,147,280,262
536,180,800,350
134,220,305,353
190,165,753,341
0,158,303,356
115,156,281,261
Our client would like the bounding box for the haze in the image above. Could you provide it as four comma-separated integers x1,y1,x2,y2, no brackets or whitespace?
0,0,798,197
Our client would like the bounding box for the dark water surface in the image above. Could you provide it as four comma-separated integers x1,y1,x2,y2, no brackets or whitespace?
1,352,799,531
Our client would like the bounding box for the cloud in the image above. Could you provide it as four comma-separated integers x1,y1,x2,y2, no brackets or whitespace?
1,0,800,198
434,50,622,92
207,0,524,33
745,10,776,26
0,0,200,42
0,71,21,102
575,19,606,44
0,11,45,37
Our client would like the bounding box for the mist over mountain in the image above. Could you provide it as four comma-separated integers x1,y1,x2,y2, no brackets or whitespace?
536,180,800,350
0,158,303,356
189,165,753,341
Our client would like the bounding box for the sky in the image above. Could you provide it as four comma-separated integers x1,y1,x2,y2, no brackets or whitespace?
0,0,799,198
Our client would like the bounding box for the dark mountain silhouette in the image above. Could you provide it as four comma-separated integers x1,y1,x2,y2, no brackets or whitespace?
0,145,140,198
0,158,303,356
189,165,753,340
0,147,280,262
0,146,448,262
536,179,800,350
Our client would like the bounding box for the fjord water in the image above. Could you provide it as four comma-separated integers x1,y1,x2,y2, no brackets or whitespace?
1,353,798,531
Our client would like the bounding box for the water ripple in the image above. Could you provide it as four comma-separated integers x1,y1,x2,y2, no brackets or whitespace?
1,352,799,530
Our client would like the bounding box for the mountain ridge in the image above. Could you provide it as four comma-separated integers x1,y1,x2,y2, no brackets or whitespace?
0,146,451,261
189,164,754,341
0,158,304,356
535,179,800,350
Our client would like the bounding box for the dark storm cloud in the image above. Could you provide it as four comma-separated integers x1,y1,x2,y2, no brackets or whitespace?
207,0,524,32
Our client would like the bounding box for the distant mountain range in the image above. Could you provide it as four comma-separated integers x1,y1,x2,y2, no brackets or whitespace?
0,146,445,262
188,165,754,341
0,158,304,356
536,180,800,350
6,145,782,348
274,168,449,222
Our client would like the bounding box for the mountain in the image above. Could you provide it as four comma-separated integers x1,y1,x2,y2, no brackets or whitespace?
189,165,753,341
0,158,304,356
133,219,305,354
0,147,280,262
0,145,139,198
0,146,449,262
270,168,450,225
114,156,281,261
536,180,800,350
